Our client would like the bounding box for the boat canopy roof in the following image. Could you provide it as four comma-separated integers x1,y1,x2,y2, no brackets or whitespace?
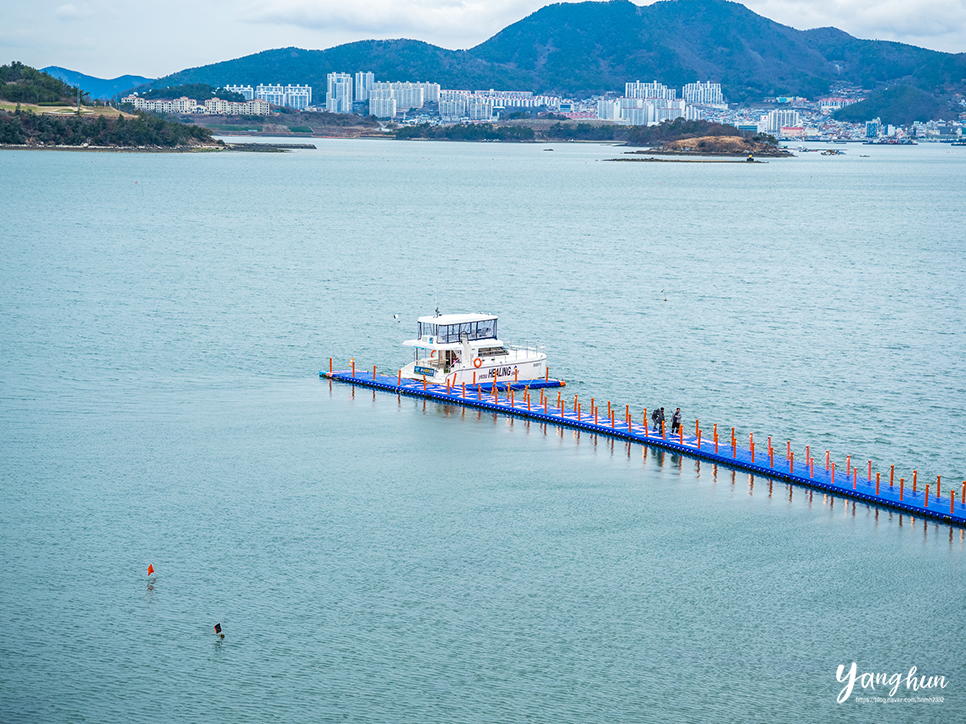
413,313,498,344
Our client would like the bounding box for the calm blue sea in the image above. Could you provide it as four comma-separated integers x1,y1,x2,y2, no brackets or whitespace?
1,139,964,722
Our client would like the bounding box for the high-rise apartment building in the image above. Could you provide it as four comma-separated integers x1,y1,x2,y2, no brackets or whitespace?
354,71,374,102
625,80,676,100
683,81,724,105
369,86,397,118
326,73,354,113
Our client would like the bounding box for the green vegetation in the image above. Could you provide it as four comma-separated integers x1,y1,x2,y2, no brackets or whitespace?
394,123,535,141
287,125,312,133
626,119,748,146
833,86,960,125
0,108,220,147
140,83,245,102
0,61,86,104
543,123,617,141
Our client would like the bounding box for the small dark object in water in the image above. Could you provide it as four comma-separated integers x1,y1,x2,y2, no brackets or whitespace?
214,622,224,638
746,153,754,162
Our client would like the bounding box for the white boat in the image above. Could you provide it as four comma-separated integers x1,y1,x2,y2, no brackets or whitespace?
400,313,546,387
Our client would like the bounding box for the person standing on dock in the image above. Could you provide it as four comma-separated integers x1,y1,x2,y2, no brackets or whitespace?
651,408,661,432
671,408,682,435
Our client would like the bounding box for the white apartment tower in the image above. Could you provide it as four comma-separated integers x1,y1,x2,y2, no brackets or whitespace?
625,80,676,100
683,81,724,105
355,71,374,102
369,86,397,118
326,72,354,113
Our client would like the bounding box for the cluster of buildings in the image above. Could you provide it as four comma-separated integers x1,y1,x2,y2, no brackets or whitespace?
123,69,963,140
121,94,271,116
223,84,313,110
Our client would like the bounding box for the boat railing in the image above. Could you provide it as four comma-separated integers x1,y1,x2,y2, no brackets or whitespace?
506,342,545,356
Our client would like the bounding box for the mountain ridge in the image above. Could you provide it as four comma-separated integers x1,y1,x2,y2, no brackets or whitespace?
42,66,154,100
137,0,964,105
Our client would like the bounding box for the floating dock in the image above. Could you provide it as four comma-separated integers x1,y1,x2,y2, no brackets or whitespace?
322,367,966,527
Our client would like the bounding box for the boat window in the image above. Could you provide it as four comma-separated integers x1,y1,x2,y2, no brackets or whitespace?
418,322,437,338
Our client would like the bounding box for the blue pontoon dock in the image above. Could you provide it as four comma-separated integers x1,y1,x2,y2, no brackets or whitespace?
322,367,966,528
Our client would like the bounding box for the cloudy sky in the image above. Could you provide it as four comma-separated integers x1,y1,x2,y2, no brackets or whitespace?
3,0,965,80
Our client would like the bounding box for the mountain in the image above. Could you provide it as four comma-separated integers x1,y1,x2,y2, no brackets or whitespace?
834,85,961,125
42,66,153,100
146,0,966,105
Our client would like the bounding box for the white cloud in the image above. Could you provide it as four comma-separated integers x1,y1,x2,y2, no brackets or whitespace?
54,3,87,19
241,0,572,49
745,0,966,53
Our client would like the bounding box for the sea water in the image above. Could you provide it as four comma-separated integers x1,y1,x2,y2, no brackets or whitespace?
1,140,964,722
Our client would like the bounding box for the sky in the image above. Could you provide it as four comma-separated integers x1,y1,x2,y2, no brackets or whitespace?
2,0,965,80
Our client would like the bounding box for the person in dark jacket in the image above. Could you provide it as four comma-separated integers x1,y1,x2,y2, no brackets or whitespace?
650,408,660,431
671,408,682,435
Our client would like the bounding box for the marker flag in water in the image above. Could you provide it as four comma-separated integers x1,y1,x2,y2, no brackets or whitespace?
147,564,154,576
214,623,222,634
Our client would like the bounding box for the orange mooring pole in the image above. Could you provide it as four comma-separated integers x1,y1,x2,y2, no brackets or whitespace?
900,478,904,501
925,484,930,507
329,357,333,373
876,473,880,495
373,364,376,380
351,358,355,377
913,470,917,493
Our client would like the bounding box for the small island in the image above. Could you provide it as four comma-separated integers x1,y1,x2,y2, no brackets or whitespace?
633,135,793,157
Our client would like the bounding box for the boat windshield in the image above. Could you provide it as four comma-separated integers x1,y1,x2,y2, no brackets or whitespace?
418,318,497,342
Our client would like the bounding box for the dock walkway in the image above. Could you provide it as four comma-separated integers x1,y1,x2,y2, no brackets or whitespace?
322,368,966,527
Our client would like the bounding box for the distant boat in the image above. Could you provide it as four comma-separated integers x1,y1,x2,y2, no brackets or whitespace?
951,139,966,147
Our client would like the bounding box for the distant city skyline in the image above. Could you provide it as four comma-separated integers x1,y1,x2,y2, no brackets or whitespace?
3,0,965,80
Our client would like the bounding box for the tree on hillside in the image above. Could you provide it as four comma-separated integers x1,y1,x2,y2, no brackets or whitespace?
0,61,86,104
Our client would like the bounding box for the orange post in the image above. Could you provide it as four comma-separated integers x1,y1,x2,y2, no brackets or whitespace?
890,465,894,487
852,467,856,489
544,398,547,414
545,366,549,382
527,394,531,411
611,411,615,428
925,484,930,507
510,390,514,407
446,378,450,394
937,476,941,499
462,383,465,399
846,455,851,477
868,460,872,481
594,408,598,425
398,370,402,385
643,408,648,437
575,394,579,411
806,445,810,464
876,473,880,495
679,424,683,444
661,420,665,439
373,364,376,380
477,385,481,401
351,358,355,376
952,491,956,515
514,368,518,383
329,357,333,373
422,375,426,390
788,441,792,461
714,424,718,454
826,450,830,471
900,478,904,500
913,470,917,493
769,446,774,468
697,429,702,449
695,419,699,436
809,457,814,479
607,401,611,416
750,433,755,462
577,402,581,420
472,370,476,386
791,452,795,474
832,462,835,484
